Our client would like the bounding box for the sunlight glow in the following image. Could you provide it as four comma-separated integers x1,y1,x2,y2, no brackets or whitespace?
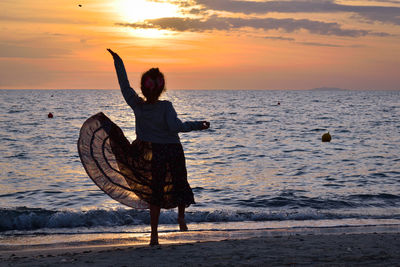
115,0,180,22
124,28,175,39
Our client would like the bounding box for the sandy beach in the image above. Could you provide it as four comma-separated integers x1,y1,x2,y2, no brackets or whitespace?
1,229,399,266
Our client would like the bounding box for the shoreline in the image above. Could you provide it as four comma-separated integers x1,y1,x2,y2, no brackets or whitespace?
1,224,399,266
1,222,399,249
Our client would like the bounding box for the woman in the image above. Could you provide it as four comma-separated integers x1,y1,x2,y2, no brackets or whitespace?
78,49,210,246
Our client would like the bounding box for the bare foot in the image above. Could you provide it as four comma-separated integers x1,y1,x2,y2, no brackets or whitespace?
178,217,188,231
149,240,159,246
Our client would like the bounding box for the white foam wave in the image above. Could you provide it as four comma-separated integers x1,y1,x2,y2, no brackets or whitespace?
1,207,399,232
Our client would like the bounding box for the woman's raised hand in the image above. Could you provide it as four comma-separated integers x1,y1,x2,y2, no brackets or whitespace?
107,48,120,59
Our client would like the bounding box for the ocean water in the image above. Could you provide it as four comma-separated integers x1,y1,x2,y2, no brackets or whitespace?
1,89,399,245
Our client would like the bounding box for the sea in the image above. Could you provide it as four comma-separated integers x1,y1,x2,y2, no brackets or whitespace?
1,89,399,248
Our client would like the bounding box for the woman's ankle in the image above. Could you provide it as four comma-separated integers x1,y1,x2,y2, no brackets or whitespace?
150,232,159,246
177,217,188,231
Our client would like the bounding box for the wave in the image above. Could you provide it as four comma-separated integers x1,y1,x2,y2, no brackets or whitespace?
1,207,399,232
209,193,400,209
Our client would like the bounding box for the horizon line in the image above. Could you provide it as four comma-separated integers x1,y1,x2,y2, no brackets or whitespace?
1,88,399,91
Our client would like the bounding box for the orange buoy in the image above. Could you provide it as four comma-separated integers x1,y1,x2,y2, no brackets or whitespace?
48,112,53,118
322,132,331,142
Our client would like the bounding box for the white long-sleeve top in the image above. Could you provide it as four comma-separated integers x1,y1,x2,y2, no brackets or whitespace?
112,54,204,144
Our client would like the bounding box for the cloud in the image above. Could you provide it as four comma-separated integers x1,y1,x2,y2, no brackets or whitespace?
264,36,295,41
298,41,342,47
229,17,370,36
361,0,400,4
192,0,400,25
262,36,341,46
261,35,368,47
130,1,394,37
0,44,69,58
118,17,231,32
0,14,88,24
117,16,372,37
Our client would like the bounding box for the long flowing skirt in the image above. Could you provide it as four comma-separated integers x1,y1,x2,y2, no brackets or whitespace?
77,112,195,209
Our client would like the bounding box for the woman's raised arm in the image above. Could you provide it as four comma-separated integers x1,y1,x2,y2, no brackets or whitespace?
107,49,142,109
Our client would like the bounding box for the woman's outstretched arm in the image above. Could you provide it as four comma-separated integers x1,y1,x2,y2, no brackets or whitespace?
166,101,210,133
107,49,142,109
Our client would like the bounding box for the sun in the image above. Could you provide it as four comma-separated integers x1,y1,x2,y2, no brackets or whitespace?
115,0,180,22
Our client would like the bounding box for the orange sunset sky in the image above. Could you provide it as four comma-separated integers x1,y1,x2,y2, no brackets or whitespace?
0,0,399,90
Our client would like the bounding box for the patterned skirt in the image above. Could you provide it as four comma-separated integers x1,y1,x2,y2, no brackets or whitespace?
77,112,195,209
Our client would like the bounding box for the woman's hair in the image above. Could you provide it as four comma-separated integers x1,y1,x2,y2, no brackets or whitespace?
140,68,165,104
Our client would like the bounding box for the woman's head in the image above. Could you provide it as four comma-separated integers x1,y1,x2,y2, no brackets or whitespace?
141,68,165,104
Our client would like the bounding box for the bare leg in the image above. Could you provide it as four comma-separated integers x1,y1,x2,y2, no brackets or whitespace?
178,205,188,231
150,204,161,246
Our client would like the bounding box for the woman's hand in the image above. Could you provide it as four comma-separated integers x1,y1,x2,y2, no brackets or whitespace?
201,121,210,130
107,48,120,59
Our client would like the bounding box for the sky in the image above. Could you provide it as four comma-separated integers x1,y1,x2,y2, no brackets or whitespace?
0,0,399,90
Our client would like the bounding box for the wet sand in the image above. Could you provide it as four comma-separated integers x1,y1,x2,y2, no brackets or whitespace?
1,229,399,266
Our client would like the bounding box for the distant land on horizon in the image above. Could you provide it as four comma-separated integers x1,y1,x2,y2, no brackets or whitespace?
311,87,348,91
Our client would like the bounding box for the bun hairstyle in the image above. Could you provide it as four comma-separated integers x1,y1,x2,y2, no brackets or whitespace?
140,68,165,104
